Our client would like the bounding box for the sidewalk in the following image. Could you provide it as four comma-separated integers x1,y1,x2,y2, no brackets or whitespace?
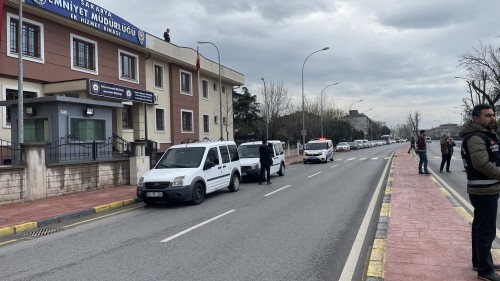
369,147,490,280
0,149,490,280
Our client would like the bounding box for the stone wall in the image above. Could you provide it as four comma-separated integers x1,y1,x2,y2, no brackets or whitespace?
0,160,129,206
0,167,26,205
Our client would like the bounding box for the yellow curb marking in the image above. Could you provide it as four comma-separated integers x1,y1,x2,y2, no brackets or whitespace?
385,187,392,195
455,207,473,224
122,199,136,206
0,239,18,246
380,203,391,217
367,238,387,278
94,204,111,213
109,201,124,210
0,227,15,237
438,188,451,197
13,222,38,233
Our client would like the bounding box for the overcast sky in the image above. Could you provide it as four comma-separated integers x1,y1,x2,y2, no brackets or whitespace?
96,0,500,129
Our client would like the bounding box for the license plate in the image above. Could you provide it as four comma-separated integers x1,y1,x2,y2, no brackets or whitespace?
146,192,163,197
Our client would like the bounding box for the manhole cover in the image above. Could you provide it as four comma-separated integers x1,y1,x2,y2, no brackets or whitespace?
24,228,58,237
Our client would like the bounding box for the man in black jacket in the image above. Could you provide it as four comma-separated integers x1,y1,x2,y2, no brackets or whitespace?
259,139,274,185
460,104,500,281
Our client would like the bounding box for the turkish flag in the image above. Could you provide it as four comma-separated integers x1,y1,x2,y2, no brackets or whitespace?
196,47,200,72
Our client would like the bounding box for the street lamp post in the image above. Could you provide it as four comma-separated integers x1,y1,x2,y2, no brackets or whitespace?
302,47,329,146
320,82,339,138
197,41,223,141
261,78,268,139
348,99,363,113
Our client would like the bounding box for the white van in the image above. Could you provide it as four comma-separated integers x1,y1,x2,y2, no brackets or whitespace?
237,140,286,179
425,137,432,143
303,138,334,163
136,141,241,205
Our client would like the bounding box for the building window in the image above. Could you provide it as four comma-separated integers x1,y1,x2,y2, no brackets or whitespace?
70,118,105,141
180,71,192,95
223,117,227,125
154,64,164,89
203,114,210,133
202,80,209,99
122,105,133,129
213,83,217,91
71,34,97,74
181,110,193,133
24,118,49,142
222,85,226,93
214,116,218,124
7,13,44,62
3,88,38,127
156,108,165,131
119,49,139,83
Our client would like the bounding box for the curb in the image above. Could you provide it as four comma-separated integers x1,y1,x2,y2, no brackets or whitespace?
0,198,142,239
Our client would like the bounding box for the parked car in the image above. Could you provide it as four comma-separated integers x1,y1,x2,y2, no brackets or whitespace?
137,141,241,205
303,138,334,163
425,137,432,143
353,139,365,149
348,141,362,150
238,140,285,179
335,142,350,152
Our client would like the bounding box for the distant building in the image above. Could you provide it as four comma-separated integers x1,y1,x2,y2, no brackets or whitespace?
425,123,463,140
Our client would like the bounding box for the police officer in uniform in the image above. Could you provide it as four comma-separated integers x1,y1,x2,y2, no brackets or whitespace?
460,104,500,281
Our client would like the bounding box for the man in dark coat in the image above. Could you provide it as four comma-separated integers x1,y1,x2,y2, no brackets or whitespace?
259,139,274,185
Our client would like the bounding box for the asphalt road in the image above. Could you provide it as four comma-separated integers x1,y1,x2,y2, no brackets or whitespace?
0,143,404,281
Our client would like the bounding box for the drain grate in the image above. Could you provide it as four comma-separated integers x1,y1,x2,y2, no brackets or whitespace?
24,228,58,237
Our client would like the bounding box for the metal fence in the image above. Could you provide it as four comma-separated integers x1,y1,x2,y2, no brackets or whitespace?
46,134,132,164
0,139,21,166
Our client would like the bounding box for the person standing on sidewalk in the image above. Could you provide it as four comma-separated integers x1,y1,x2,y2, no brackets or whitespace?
460,104,500,281
439,133,456,173
416,130,430,174
258,139,273,185
408,135,416,154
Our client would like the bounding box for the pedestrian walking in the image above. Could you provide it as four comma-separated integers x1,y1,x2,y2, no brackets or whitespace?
439,134,456,173
416,130,430,174
408,135,416,153
460,104,500,281
258,139,273,185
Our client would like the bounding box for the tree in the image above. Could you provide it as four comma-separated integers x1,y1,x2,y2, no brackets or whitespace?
233,87,262,141
260,81,293,139
407,111,421,136
458,42,500,109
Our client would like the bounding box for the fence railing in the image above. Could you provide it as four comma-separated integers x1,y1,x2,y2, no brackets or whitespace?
0,139,21,166
45,134,131,164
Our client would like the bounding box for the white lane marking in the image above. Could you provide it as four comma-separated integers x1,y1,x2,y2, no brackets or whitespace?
371,158,379,160
308,172,322,178
160,210,235,243
345,158,356,162
264,185,292,197
339,150,395,280
330,164,339,169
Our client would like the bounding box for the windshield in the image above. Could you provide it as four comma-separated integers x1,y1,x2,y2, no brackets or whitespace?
154,147,206,169
306,142,327,150
238,144,260,158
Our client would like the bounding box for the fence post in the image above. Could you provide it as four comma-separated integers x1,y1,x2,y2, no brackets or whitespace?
21,143,47,201
92,141,97,160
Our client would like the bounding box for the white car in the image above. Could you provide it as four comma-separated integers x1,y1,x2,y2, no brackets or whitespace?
335,142,350,152
303,138,334,163
137,141,241,205
238,140,286,179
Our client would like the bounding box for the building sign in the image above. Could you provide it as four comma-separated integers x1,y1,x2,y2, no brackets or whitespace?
26,0,146,46
89,80,155,104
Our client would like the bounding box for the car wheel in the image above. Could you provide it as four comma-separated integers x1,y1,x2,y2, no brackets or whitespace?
191,182,205,205
228,174,240,192
278,163,285,176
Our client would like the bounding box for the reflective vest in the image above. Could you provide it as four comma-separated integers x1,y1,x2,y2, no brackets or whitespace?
461,131,500,189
